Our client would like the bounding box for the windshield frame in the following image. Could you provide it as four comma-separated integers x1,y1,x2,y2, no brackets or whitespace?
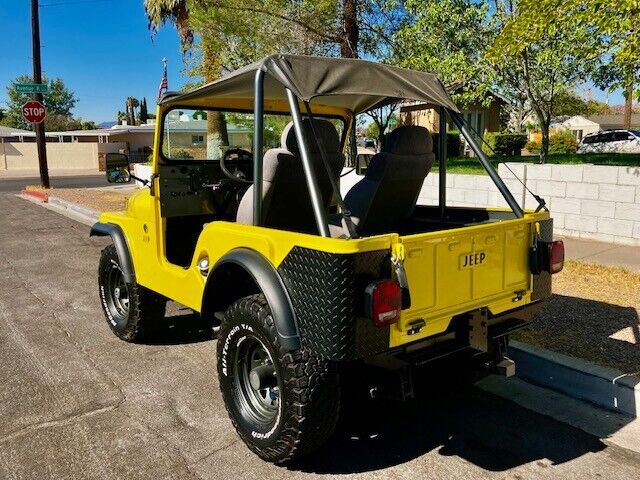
158,104,348,164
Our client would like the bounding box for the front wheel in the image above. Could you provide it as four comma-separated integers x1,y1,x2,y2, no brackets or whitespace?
98,244,166,342
217,294,339,463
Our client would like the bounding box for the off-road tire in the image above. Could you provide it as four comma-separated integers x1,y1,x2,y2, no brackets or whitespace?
98,244,166,342
217,294,340,463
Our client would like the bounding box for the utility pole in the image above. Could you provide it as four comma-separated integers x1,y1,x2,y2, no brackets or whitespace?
31,0,50,188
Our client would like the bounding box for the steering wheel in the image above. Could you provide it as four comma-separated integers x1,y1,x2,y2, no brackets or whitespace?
220,148,253,184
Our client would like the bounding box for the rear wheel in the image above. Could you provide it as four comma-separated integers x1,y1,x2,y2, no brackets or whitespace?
98,244,166,342
217,294,339,463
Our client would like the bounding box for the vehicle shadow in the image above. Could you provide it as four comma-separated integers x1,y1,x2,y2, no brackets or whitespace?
528,294,640,375
291,366,607,474
139,303,216,345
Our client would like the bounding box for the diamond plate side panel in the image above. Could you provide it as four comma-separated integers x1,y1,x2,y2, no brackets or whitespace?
278,247,390,360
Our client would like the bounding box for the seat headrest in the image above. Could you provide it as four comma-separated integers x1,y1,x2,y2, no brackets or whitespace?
281,119,341,154
384,126,433,155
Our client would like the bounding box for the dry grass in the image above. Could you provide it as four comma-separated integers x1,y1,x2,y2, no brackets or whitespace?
26,185,133,212
552,261,640,309
514,261,640,373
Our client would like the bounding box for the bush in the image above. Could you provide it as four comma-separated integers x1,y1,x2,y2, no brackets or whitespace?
549,130,577,154
432,131,461,157
525,140,540,153
483,132,528,156
172,148,194,159
525,131,577,155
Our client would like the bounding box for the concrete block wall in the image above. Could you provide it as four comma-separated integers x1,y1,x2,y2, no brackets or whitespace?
1,142,99,170
341,163,640,246
519,163,640,246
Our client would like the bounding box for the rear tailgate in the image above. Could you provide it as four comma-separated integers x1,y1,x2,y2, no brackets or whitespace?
391,213,547,347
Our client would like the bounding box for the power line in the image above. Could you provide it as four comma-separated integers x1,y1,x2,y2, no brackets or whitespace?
40,0,114,7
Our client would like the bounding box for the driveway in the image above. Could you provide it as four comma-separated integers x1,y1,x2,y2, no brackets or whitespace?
1,193,639,479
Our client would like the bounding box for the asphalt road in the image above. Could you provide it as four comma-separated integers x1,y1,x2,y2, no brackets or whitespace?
0,174,107,192
1,193,639,479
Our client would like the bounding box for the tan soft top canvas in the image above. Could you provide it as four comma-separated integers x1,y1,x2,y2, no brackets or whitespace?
163,54,460,114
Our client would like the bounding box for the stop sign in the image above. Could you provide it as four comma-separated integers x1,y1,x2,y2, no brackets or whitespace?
22,100,47,124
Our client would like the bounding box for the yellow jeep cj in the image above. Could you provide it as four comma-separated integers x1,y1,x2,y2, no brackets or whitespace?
92,55,564,462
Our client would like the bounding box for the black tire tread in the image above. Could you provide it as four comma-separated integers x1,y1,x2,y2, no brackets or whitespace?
218,294,339,463
99,244,166,342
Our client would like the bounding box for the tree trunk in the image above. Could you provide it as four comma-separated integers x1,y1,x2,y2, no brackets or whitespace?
203,48,228,159
539,119,550,164
624,78,633,130
377,129,385,151
341,0,359,58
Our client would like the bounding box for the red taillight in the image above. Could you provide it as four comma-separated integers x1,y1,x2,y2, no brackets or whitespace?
366,280,402,327
549,240,564,274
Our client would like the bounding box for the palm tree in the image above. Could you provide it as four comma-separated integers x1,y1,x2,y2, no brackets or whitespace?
144,0,193,52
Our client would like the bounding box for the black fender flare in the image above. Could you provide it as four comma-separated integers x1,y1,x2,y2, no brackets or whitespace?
202,248,301,351
90,222,135,284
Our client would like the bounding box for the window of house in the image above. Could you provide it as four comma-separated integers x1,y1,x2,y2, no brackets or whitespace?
191,135,204,144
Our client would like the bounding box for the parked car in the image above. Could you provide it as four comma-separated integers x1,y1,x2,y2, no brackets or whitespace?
577,129,640,154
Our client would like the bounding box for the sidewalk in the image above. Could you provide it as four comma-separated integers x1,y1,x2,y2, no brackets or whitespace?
0,168,100,178
561,237,640,273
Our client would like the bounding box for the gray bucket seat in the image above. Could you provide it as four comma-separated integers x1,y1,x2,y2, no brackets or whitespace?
342,125,435,235
236,119,345,233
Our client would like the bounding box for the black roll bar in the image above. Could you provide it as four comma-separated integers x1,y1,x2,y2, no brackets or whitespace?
438,106,447,219
285,89,330,237
451,112,524,218
252,69,265,226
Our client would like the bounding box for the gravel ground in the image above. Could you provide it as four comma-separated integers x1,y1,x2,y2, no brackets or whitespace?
514,261,640,373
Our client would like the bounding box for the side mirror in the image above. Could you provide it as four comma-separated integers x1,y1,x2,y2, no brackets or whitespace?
105,153,131,184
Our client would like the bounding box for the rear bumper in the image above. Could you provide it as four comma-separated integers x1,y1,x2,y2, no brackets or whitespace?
384,301,544,367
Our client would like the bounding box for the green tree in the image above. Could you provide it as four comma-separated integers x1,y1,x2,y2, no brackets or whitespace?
82,120,97,130
44,114,82,132
513,0,639,129
488,2,602,163
3,75,77,130
117,110,128,124
139,97,149,124
394,0,495,107
364,106,398,149
552,90,609,117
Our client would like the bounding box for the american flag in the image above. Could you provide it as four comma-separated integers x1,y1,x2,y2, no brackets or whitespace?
157,60,168,102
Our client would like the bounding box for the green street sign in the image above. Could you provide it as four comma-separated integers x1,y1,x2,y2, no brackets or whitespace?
15,83,49,94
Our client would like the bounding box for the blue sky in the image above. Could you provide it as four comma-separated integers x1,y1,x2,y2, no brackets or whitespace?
0,0,192,123
0,0,624,123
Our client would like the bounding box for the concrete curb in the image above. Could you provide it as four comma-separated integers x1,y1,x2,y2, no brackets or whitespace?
21,189,48,202
19,193,99,227
509,340,639,417
46,196,100,226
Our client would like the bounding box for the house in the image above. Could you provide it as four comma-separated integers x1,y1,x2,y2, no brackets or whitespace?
399,87,508,156
0,123,156,171
531,114,640,143
1,117,252,171
163,113,252,158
